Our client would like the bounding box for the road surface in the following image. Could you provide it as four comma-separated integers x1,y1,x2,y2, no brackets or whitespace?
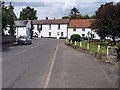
2,38,118,88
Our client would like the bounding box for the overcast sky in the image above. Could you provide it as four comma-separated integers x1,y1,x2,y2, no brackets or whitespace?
4,0,120,19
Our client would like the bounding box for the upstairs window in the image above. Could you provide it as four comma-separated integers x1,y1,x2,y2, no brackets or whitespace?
61,32,63,37
58,24,60,30
73,28,76,32
82,34,85,37
82,28,85,31
49,24,51,30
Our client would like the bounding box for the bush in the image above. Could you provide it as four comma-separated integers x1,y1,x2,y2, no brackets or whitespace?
117,42,120,49
117,42,120,59
70,34,81,42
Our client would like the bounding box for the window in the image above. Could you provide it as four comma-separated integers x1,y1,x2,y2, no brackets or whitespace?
92,34,95,38
73,28,76,32
82,34,85,37
49,32,51,37
40,24,42,30
57,32,59,36
49,24,51,30
82,28,85,31
61,32,63,37
37,24,42,30
58,24,60,30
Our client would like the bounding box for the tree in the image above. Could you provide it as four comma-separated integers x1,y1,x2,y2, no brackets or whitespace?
115,2,120,37
7,3,15,35
92,2,120,45
19,6,38,20
81,15,90,19
62,7,95,19
62,16,69,19
69,7,81,19
2,2,15,35
90,15,96,19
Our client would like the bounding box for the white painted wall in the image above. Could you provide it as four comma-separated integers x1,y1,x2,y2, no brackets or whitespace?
68,28,101,39
68,28,91,39
33,25,40,37
33,24,101,39
40,24,67,38
15,27,27,38
92,31,100,39
4,27,10,35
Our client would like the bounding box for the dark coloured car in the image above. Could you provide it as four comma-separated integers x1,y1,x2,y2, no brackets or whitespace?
18,36,32,45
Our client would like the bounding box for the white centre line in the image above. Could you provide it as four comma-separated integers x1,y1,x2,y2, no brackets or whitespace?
0,59,2,63
2,57,8,60
31,46,37,49
17,49,27,55
43,44,59,88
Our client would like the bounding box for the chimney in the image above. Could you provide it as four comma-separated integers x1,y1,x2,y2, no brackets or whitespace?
46,17,48,20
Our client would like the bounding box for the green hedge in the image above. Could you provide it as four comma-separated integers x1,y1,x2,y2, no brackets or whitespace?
70,34,81,42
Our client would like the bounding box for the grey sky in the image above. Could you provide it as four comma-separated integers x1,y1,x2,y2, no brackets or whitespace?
4,0,120,19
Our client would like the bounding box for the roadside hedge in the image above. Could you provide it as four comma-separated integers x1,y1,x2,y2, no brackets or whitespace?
70,34,81,42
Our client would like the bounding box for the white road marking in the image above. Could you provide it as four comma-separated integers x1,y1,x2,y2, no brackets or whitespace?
0,59,2,63
31,46,37,49
9,47,15,49
0,57,8,63
17,49,27,54
2,57,8,60
43,44,59,88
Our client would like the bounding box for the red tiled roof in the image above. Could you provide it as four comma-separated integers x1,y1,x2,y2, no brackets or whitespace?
68,19,95,28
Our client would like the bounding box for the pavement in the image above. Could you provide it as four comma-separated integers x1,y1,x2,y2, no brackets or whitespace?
2,38,118,88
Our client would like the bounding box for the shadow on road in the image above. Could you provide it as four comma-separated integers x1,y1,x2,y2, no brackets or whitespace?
2,43,11,52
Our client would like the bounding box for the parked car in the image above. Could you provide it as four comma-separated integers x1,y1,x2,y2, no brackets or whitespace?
18,36,32,45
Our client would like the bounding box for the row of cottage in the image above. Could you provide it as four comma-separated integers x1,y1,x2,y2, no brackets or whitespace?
14,18,100,40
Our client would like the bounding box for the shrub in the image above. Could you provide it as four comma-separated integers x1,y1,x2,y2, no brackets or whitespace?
117,42,120,59
117,42,120,49
70,34,81,42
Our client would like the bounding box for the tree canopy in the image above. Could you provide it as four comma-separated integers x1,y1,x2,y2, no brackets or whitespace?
2,2,16,35
19,6,38,20
62,7,96,19
69,7,82,19
92,2,120,45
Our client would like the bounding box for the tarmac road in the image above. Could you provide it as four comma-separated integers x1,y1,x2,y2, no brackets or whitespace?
2,38,118,88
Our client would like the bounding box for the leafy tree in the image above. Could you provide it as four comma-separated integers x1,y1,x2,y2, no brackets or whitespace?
90,15,96,19
7,3,15,35
62,7,95,19
115,2,120,37
69,7,82,19
81,15,90,19
92,2,120,45
62,16,69,19
2,2,15,35
19,6,38,20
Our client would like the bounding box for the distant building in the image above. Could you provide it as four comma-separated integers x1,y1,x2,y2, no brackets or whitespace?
16,18,102,40
32,18,69,39
14,20,32,38
67,19,100,39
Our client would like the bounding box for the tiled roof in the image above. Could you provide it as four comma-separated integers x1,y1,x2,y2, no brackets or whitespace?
68,19,95,28
32,19,69,25
15,20,29,27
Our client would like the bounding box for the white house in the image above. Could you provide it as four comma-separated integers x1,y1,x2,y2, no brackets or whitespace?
33,19,69,39
14,20,32,38
67,19,100,39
